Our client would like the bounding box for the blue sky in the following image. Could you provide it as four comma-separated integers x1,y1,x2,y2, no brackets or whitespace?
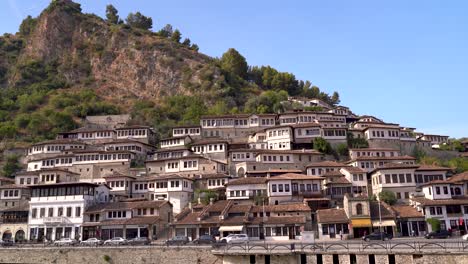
1,0,467,138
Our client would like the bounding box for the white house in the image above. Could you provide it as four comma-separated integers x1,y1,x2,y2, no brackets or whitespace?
28,182,109,241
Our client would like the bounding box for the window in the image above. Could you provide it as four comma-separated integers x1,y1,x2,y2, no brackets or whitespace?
443,186,448,195
385,174,391,184
392,174,398,183
406,174,412,183
436,207,443,215
66,207,72,217
356,203,363,215
272,184,277,192
436,187,441,195
75,207,81,217
32,208,37,218
285,184,290,192
399,174,405,183
430,207,435,215
278,184,283,192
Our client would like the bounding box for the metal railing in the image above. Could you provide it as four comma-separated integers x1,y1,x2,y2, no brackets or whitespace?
211,240,468,255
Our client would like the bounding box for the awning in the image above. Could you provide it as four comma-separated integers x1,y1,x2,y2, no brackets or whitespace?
372,220,396,227
351,219,372,228
219,225,244,232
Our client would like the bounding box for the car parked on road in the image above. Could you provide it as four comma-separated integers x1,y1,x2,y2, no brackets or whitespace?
165,236,190,246
462,233,468,241
0,239,13,247
80,238,103,246
103,237,128,246
219,234,249,243
192,235,216,244
128,237,150,246
425,230,451,239
362,232,393,241
53,238,78,246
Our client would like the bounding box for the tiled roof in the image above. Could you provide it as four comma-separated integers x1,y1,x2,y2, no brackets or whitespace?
85,200,169,213
411,197,468,206
268,173,324,181
326,177,351,185
349,148,398,151
421,180,462,187
103,139,155,147
448,172,468,183
0,184,29,189
0,176,15,182
317,208,349,223
416,165,451,171
350,155,416,162
90,217,161,226
31,139,86,146
102,171,136,179
225,177,268,186
391,205,424,218
340,166,366,173
247,169,303,174
321,171,345,177
250,203,311,213
306,161,346,168
369,201,395,220
370,163,419,173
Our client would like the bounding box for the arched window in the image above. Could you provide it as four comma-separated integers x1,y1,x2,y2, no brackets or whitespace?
356,203,363,215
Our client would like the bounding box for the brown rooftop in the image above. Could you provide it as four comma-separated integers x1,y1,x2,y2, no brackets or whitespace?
317,208,349,224
391,205,424,219
306,161,346,168
225,177,268,186
411,197,468,206
269,173,324,181
416,164,451,171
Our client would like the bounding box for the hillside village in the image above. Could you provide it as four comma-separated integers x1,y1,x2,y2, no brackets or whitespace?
0,96,467,243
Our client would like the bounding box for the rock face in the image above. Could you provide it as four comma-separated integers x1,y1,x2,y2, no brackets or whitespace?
6,0,223,106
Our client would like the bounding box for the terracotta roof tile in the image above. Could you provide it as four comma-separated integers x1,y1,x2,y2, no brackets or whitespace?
317,208,348,223
306,161,346,168
411,197,468,206
391,205,424,218
225,177,268,186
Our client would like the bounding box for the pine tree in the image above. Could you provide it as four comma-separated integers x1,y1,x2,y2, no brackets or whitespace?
171,29,182,43
105,4,119,24
220,48,248,79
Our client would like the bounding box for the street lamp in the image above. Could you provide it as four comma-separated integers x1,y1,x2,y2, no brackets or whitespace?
376,195,383,240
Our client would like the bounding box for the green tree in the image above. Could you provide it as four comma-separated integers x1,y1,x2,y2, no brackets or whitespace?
2,155,21,178
182,38,191,47
220,48,248,79
19,15,37,36
313,137,332,154
126,12,153,30
347,133,369,149
426,218,441,232
106,4,119,24
336,143,349,156
158,24,173,37
171,29,181,43
190,43,199,51
331,91,340,105
378,190,397,205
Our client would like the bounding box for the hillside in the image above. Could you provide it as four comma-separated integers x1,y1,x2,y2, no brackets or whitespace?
0,0,340,144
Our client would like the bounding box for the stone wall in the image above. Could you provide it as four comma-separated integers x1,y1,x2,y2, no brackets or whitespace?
1,248,468,264
0,247,221,264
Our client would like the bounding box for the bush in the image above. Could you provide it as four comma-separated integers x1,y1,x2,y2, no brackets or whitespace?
2,155,21,178
426,218,441,232
336,143,349,156
313,137,333,154
378,190,397,205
